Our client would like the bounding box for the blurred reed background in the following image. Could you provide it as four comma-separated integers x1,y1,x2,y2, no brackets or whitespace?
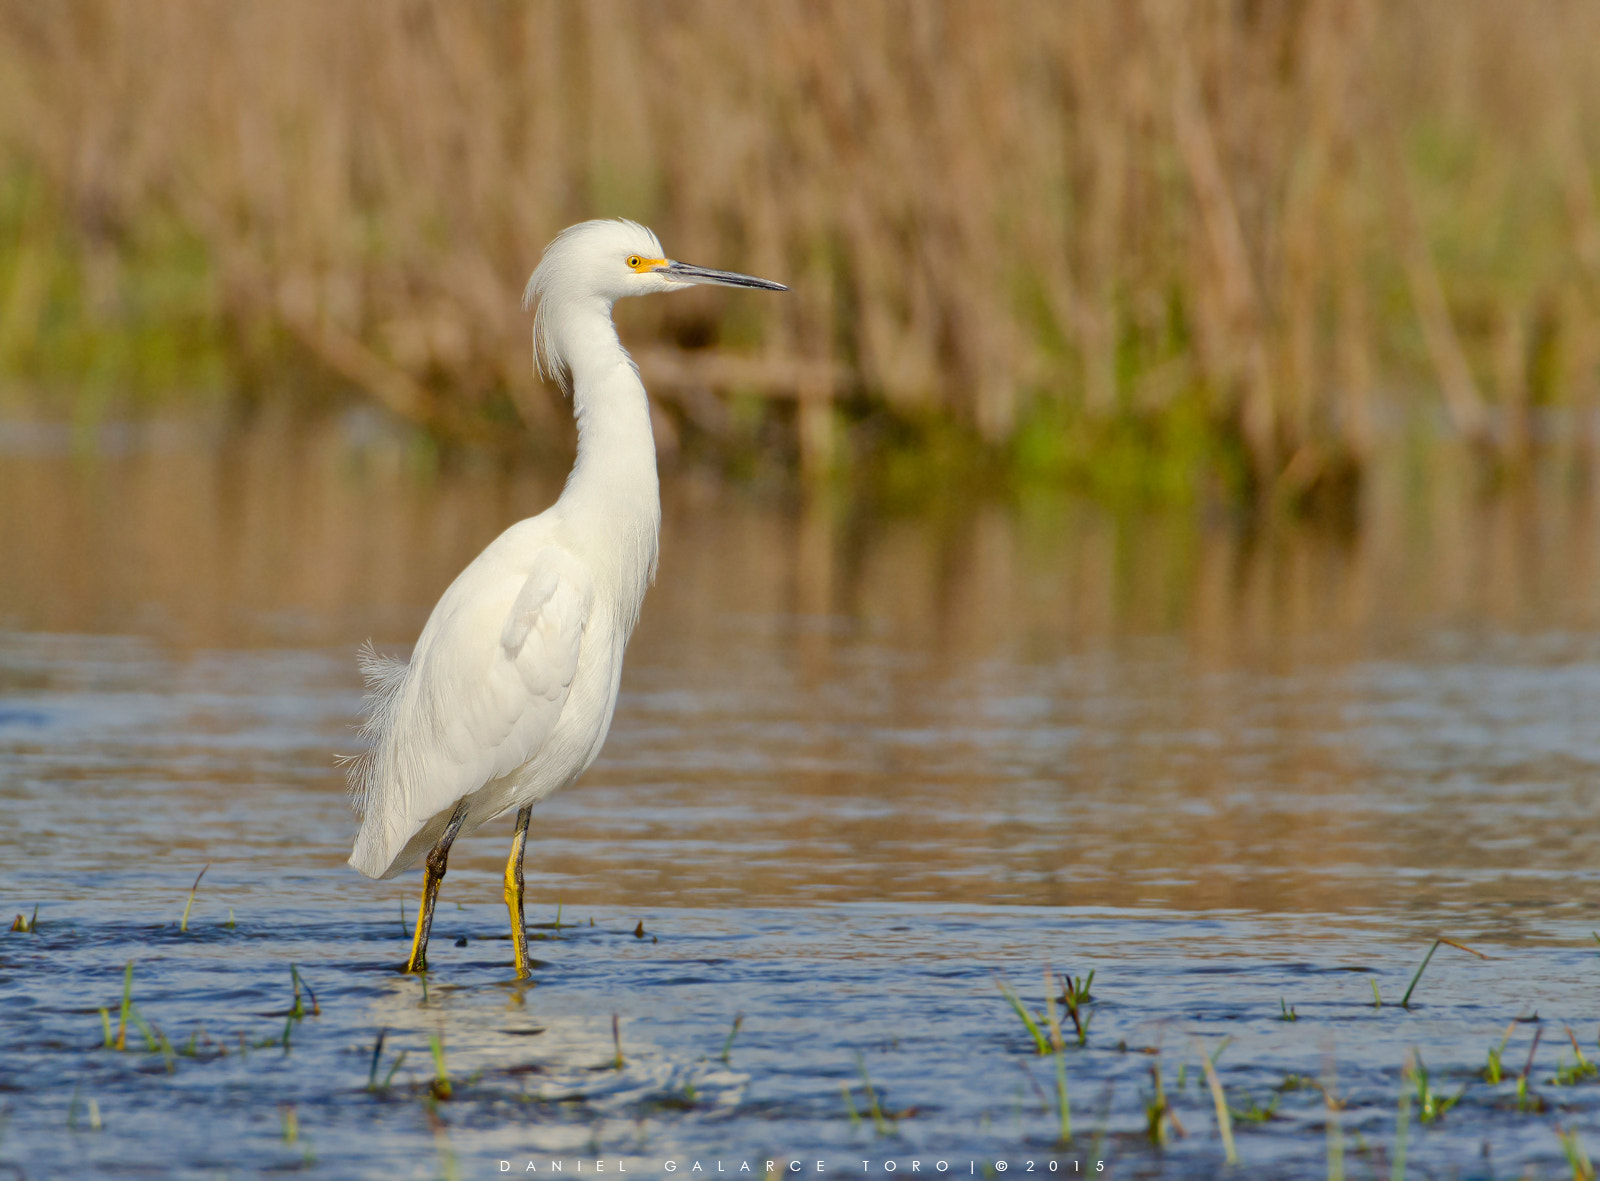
2,0,1599,500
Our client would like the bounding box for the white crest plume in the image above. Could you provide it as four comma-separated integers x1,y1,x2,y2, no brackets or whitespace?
522,218,664,392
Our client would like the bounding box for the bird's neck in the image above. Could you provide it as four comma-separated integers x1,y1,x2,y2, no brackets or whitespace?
556,302,661,625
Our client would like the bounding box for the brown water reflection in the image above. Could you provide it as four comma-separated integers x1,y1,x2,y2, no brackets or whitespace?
3,411,1598,921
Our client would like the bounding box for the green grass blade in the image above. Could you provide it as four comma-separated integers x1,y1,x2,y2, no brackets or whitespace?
720,1014,743,1063
997,979,1049,1054
115,961,134,1050
1198,1042,1238,1165
430,1034,452,1099
382,1050,408,1088
1054,1047,1072,1145
1392,1059,1412,1181
1400,941,1440,1009
179,863,209,933
367,1029,388,1090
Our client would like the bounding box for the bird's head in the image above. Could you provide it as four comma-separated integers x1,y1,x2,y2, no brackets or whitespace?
524,218,788,303
523,219,787,387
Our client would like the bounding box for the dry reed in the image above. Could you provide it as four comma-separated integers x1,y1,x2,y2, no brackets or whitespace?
2,1,1599,489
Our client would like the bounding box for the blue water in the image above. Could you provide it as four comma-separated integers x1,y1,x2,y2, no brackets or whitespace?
2,425,1599,1177
2,627,1598,1180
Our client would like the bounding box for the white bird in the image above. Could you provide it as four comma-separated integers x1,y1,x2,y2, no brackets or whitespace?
346,219,787,977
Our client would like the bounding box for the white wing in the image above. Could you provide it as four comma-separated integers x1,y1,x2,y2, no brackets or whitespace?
348,544,594,878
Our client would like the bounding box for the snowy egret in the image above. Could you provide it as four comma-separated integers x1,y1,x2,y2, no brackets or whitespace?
346,219,786,976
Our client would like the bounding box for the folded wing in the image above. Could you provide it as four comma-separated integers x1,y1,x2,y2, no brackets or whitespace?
348,547,594,878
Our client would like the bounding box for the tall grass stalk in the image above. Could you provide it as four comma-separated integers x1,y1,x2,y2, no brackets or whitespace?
1042,970,1071,1144
429,1035,452,1100
1484,1022,1517,1084
366,1029,388,1091
1400,938,1490,1009
1197,1041,1238,1166
1393,1056,1413,1181
289,964,319,1018
720,1014,743,1064
179,864,209,932
854,1054,891,1137
1558,1126,1597,1181
1323,1076,1344,1181
996,978,1049,1054
114,961,134,1051
1554,1025,1599,1085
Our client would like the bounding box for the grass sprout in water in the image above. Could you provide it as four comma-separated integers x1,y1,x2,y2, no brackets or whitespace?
1558,1126,1597,1181
1406,1052,1464,1124
1552,1026,1599,1087
2,893,1598,1176
1144,1063,1183,1147
178,863,208,933
1400,937,1492,1008
1516,1027,1549,1113
1485,1022,1518,1084
844,1054,916,1136
429,1035,452,1100
1196,1039,1239,1167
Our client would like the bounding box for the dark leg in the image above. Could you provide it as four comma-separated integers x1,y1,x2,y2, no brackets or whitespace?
405,800,469,973
503,804,534,979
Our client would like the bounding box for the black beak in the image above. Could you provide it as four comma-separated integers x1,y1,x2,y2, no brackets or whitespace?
659,260,789,291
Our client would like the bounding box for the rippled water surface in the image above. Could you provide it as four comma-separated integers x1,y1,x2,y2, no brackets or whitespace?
2,417,1598,1178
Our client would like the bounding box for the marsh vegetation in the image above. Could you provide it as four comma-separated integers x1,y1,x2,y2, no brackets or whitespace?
4,2,1600,497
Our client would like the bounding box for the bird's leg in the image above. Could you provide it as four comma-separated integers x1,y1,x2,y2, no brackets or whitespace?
503,804,534,979
405,800,469,974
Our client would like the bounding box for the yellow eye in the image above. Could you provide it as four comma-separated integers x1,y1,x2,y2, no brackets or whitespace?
627,255,641,269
